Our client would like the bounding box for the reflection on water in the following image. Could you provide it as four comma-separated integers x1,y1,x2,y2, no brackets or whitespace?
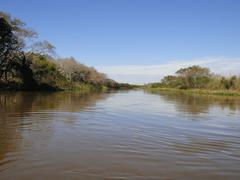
0,92,108,172
147,90,240,115
0,90,240,179
173,138,229,154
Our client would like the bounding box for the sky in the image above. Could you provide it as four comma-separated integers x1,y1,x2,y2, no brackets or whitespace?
1,0,240,84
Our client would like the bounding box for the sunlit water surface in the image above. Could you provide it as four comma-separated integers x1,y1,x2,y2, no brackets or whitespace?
0,90,240,179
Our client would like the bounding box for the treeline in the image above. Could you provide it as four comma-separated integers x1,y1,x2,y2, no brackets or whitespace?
0,12,126,91
147,65,240,91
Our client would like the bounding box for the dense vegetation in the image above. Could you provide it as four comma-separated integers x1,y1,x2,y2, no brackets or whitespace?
146,65,240,95
0,12,128,91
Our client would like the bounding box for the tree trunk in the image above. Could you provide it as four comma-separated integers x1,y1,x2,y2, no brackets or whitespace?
21,65,37,89
19,54,38,90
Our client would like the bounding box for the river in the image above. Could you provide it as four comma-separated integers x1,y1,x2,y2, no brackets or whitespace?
0,90,240,179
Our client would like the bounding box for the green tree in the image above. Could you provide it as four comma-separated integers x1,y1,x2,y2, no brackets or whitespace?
0,12,37,88
175,66,211,89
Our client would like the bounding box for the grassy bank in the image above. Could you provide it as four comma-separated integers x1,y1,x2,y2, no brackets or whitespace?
144,87,240,96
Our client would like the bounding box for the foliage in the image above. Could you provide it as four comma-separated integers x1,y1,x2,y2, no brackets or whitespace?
0,12,131,91
148,65,240,91
0,13,37,89
56,57,107,85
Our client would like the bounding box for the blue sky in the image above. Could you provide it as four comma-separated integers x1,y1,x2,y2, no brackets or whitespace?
1,0,240,84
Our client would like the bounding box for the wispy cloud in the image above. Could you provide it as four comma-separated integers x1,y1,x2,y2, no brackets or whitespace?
96,57,240,84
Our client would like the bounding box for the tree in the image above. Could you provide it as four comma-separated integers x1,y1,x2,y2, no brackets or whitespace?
0,12,116,90
175,66,211,88
0,12,37,88
56,57,107,85
160,75,180,88
0,16,21,81
0,12,37,50
31,40,56,56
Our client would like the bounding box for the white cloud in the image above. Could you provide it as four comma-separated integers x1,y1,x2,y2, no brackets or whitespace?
96,57,240,84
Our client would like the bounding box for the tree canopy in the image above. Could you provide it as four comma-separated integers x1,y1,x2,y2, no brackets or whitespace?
0,12,120,90
149,65,240,91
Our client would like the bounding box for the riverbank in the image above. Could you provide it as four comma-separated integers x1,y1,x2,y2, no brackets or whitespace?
0,81,93,92
0,81,135,92
144,87,240,96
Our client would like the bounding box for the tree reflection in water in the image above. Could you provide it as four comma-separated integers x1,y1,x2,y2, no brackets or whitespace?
147,90,240,115
0,91,108,170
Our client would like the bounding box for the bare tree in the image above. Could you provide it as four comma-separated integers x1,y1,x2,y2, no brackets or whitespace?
31,40,56,56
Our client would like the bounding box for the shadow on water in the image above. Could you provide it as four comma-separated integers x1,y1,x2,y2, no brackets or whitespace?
0,91,108,170
146,90,240,115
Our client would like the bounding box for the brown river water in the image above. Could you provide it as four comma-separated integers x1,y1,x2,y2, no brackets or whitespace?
0,90,240,180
